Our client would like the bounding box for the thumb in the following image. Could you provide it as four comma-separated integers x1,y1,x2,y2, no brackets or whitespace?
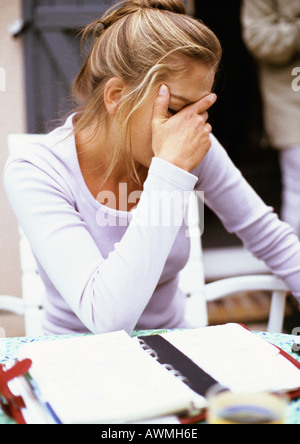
152,84,170,126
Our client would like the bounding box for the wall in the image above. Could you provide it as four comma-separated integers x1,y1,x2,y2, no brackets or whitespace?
0,0,26,336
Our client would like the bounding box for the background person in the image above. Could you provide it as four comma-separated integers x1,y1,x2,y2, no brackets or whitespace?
241,0,300,237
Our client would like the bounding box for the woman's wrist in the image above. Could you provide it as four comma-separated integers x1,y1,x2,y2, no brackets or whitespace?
150,157,198,191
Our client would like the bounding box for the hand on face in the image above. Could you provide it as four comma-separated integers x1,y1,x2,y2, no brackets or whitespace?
152,84,217,172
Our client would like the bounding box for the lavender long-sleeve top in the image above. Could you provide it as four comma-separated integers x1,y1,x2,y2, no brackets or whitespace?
3,115,300,335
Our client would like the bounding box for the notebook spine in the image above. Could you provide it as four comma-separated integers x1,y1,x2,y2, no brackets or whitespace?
138,338,189,385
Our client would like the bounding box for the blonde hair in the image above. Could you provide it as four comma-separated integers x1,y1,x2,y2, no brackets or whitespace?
73,0,222,184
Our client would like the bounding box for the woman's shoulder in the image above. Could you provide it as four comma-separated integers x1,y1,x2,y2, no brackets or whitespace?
4,115,77,179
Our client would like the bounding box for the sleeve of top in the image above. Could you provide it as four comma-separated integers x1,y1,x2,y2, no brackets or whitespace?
241,0,300,65
3,156,197,335
195,135,300,301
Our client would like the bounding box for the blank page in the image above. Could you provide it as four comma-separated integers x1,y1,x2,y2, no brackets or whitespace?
161,324,300,393
18,331,196,424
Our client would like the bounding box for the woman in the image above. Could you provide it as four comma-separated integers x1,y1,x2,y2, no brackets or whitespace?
3,0,300,335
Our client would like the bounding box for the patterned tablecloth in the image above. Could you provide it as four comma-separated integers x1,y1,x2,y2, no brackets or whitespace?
1,330,300,424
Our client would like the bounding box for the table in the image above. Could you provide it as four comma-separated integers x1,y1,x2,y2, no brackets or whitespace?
1,330,300,424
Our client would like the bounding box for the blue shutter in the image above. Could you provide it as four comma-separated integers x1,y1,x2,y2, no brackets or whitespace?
22,0,116,133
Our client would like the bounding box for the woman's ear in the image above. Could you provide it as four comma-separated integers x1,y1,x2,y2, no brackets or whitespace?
104,77,126,115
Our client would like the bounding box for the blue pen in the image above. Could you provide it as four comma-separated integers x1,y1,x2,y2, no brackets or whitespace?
25,373,62,424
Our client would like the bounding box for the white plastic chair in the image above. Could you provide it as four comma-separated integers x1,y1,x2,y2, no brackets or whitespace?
0,228,44,337
180,192,289,333
0,134,46,336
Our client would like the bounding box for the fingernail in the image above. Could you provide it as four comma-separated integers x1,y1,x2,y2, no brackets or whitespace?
159,84,167,96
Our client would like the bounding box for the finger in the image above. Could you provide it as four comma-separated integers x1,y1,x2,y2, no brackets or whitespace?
196,119,212,133
202,111,209,123
190,93,217,115
152,84,170,125
195,111,209,125
205,122,212,134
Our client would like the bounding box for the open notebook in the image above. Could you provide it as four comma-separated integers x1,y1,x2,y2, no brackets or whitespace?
7,324,300,424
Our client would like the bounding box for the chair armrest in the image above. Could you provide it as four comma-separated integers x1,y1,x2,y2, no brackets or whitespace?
0,296,25,315
204,275,289,302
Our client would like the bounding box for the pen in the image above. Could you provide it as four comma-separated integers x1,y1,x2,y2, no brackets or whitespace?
24,373,62,424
